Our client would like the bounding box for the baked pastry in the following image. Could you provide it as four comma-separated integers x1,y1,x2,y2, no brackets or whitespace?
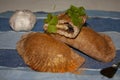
43,5,87,38
43,5,116,62
16,32,85,72
51,27,116,62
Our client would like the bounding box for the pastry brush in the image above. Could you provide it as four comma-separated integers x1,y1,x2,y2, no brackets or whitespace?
100,62,120,78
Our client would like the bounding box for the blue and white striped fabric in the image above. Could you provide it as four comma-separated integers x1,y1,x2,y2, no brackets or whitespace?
0,10,120,80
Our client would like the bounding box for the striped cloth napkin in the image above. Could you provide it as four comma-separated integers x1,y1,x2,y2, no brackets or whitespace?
0,10,120,80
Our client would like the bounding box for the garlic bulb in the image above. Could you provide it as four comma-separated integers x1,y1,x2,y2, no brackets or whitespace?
9,10,36,31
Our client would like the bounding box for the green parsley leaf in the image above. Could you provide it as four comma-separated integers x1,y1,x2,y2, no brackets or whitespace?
66,5,86,28
49,15,58,25
47,25,57,33
44,13,58,33
79,7,86,16
44,13,52,23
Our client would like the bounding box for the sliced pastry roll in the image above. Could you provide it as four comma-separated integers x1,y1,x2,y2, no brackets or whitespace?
51,27,116,62
44,5,87,38
43,5,116,62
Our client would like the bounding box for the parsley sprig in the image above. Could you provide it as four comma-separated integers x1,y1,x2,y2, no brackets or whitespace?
44,5,86,33
44,13,58,33
66,5,86,28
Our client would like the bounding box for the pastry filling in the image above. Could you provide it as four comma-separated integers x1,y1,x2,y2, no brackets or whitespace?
43,5,87,38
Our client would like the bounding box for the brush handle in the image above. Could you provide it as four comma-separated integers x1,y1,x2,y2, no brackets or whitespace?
117,62,120,68
112,62,120,68
113,62,120,68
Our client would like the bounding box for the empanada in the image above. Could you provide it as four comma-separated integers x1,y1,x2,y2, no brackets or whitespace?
16,32,85,72
51,27,116,62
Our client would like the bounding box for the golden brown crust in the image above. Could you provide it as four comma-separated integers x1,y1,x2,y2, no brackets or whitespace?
16,32,85,72
51,27,116,62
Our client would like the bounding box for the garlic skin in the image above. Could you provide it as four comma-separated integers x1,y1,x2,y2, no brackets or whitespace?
9,10,36,31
